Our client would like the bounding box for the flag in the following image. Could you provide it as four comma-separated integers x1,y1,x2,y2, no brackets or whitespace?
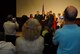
42,4,44,13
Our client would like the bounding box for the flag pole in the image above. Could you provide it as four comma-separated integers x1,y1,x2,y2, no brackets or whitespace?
42,4,44,13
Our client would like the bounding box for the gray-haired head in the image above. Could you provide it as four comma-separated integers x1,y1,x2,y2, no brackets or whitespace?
22,19,41,41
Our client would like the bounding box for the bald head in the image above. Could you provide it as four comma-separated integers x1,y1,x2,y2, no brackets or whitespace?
64,6,78,21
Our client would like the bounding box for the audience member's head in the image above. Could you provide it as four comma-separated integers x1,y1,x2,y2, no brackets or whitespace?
63,6,78,21
30,14,34,18
58,13,61,17
7,14,13,21
53,13,56,16
21,15,29,24
22,19,41,41
22,15,28,19
46,12,50,16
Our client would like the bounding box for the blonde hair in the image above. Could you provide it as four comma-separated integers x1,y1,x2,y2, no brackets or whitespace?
22,19,41,41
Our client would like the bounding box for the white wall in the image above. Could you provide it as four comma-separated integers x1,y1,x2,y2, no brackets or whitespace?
16,0,80,18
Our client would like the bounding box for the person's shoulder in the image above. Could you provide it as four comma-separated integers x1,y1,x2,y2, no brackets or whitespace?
77,26,80,28
35,36,44,42
5,42,15,49
56,28,63,32
35,36,44,45
40,36,44,39
3,21,8,24
16,37,24,41
55,28,65,35
38,36,44,41
0,41,13,46
6,42,14,46
76,26,80,31
6,42,13,44
16,37,25,45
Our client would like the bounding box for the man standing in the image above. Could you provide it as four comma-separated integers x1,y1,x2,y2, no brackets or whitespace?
3,15,19,45
35,11,41,22
52,6,80,54
47,11,54,29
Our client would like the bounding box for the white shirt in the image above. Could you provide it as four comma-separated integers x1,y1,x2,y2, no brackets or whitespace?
3,21,19,35
0,41,16,54
16,36,44,54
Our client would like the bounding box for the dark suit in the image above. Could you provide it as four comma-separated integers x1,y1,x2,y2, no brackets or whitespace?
40,14,46,26
35,14,41,22
40,14,46,35
47,14,54,29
